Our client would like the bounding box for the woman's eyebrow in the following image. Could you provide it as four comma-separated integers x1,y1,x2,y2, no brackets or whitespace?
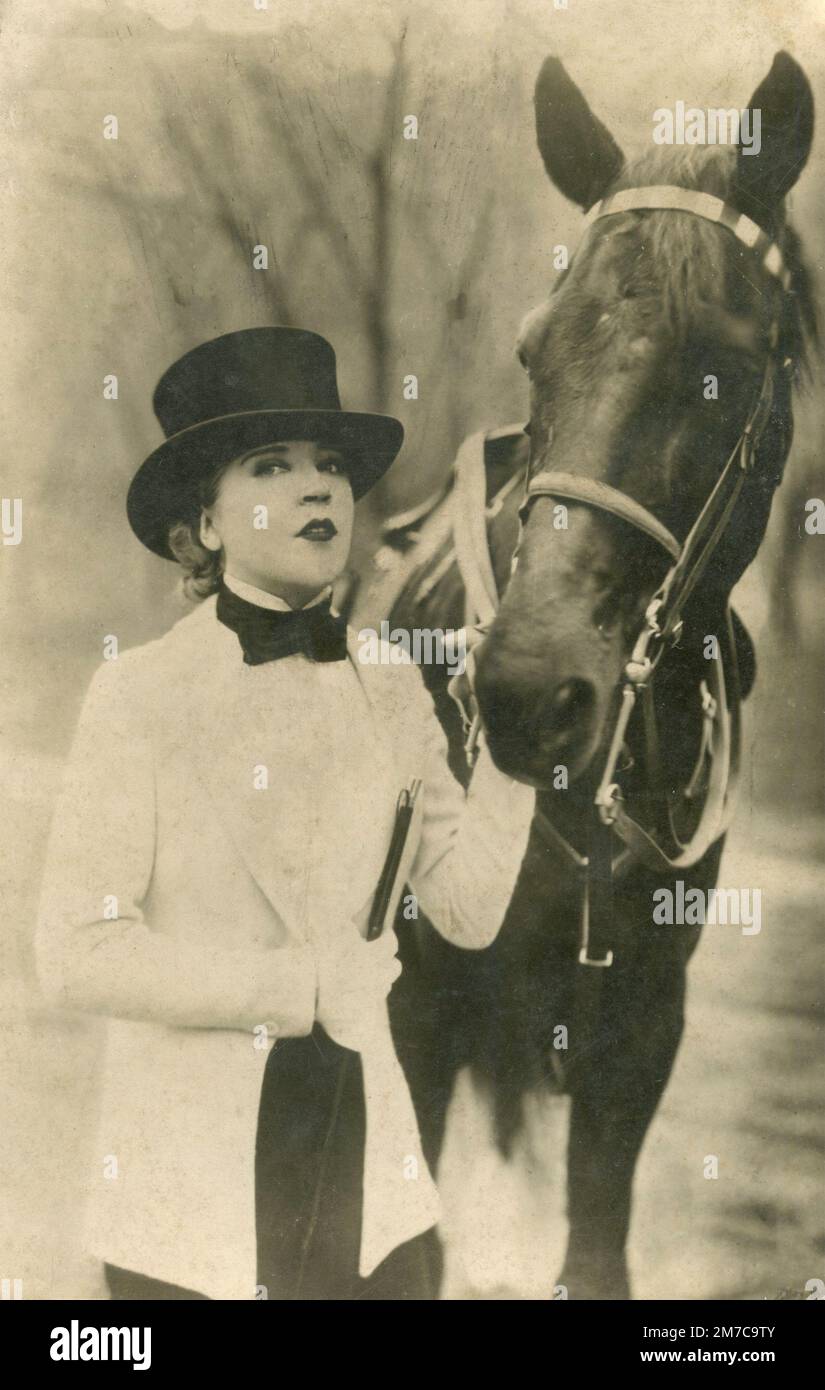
240,445,289,465
239,443,344,467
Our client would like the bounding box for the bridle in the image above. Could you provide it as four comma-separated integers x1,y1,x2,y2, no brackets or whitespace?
453,185,794,969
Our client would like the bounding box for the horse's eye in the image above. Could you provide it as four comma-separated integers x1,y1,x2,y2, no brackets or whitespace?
620,278,657,302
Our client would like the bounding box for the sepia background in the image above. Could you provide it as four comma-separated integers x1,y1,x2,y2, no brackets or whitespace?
1,0,822,1298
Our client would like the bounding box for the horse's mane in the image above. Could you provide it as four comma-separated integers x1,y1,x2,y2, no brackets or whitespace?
581,146,818,383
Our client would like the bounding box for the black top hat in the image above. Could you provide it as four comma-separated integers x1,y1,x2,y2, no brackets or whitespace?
127,327,404,558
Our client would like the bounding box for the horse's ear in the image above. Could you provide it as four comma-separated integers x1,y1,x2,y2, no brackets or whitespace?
734,51,814,221
534,57,624,210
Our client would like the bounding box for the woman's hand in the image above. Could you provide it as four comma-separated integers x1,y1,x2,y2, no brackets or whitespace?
315,925,402,1052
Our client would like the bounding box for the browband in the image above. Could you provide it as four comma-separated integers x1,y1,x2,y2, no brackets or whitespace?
583,185,791,291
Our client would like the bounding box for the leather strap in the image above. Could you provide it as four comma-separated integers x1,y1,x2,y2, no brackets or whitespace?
583,185,792,290
603,611,740,872
452,430,500,628
448,425,528,764
452,423,528,627
653,361,776,640
521,471,681,559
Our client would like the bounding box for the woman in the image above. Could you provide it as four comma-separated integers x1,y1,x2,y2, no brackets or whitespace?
36,327,536,1301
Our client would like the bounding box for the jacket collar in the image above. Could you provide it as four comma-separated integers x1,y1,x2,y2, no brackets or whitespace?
222,571,333,613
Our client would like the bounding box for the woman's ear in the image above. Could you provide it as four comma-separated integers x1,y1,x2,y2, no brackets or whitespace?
199,510,222,553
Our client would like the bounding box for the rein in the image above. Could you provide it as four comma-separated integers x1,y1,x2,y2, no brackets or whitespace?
451,186,793,969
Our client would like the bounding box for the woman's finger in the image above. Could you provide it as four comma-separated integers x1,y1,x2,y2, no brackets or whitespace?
367,928,399,958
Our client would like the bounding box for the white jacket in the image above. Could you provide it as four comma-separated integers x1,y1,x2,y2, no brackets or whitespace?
35,594,534,1299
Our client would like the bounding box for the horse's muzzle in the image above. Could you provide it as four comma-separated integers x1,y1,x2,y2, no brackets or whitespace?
473,647,598,785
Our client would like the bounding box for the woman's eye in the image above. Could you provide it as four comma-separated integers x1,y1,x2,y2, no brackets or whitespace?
320,458,344,474
252,460,286,476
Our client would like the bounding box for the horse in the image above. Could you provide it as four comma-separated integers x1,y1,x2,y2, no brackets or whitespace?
384,51,817,1299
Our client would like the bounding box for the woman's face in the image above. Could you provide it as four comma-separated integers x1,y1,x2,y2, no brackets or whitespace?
199,438,355,608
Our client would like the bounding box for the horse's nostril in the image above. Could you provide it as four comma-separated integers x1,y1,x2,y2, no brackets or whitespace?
549,679,595,731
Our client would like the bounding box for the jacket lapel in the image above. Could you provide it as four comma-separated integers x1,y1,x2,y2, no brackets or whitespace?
165,600,416,939
165,601,308,937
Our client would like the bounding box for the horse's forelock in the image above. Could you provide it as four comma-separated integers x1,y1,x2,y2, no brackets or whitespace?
570,145,815,376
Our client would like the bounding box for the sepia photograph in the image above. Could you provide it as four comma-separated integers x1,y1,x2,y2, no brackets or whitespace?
1,0,823,1342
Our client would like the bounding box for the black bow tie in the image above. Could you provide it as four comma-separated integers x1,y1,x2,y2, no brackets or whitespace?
216,581,348,666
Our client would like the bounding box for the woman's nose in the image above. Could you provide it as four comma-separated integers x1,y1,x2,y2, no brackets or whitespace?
302,477,332,503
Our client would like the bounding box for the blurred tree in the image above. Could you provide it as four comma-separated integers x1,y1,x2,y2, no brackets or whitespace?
0,0,821,822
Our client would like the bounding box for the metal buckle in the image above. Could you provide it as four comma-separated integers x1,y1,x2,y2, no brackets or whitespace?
464,710,482,769
624,655,653,686
596,781,622,826
578,890,615,967
643,597,683,651
645,597,664,633
578,944,614,968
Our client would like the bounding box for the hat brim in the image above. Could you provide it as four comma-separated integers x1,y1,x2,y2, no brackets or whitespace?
127,409,404,559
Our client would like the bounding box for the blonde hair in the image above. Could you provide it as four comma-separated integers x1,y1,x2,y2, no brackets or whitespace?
166,458,231,601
